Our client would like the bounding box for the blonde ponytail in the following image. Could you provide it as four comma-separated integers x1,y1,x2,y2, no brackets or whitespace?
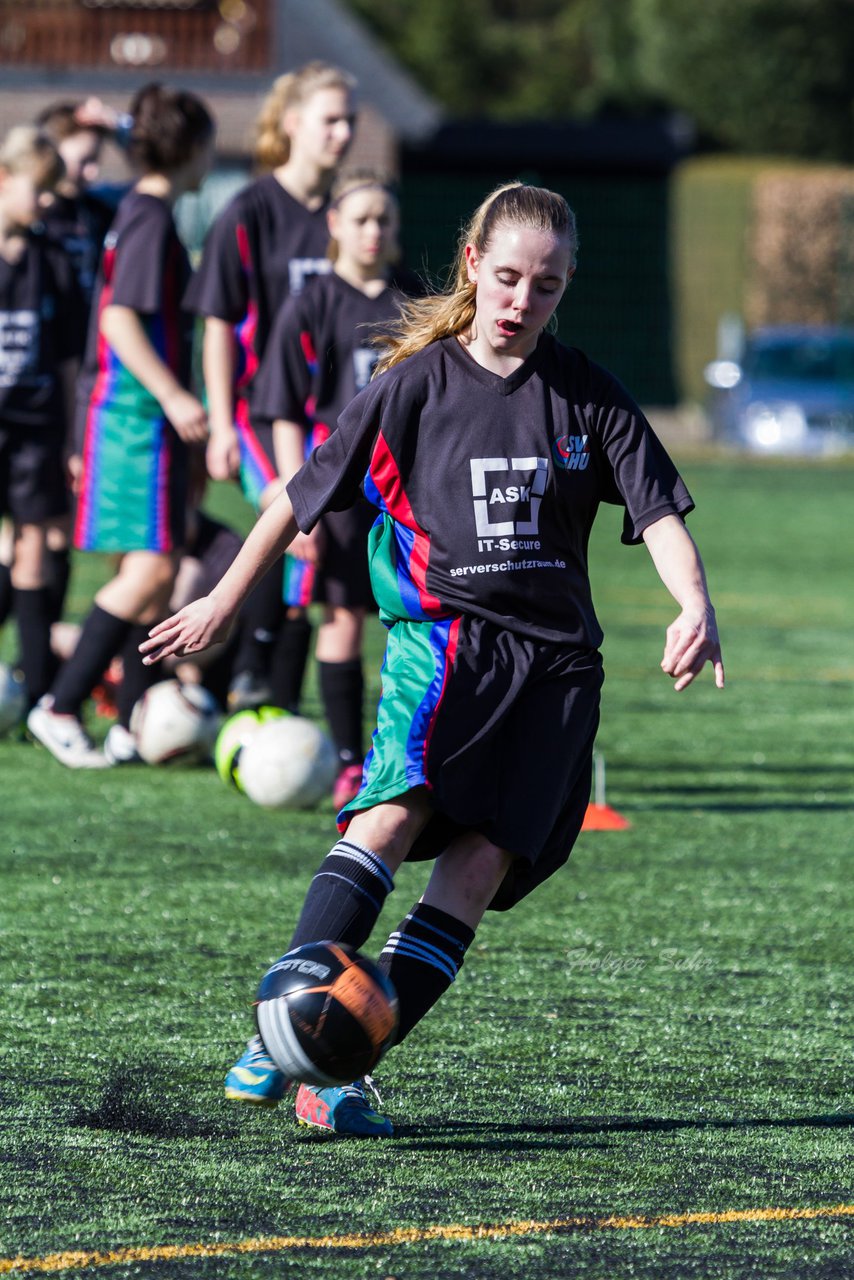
375,182,577,374
254,62,356,171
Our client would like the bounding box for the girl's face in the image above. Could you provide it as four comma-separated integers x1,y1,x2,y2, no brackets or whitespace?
285,86,356,171
0,163,44,230
58,130,103,193
465,223,574,361
328,186,398,273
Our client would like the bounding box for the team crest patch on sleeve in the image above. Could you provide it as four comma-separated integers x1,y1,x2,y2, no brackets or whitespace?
552,434,590,470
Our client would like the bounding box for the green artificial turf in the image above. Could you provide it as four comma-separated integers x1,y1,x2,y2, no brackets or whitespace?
1,459,852,1279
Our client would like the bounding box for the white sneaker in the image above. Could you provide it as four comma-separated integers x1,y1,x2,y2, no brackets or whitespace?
103,723,142,765
27,698,112,769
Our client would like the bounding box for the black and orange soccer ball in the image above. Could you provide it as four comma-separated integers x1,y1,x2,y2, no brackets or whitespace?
254,942,399,1086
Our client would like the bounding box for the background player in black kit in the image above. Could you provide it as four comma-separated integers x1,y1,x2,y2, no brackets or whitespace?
142,182,725,1138
186,61,357,715
0,125,85,708
34,98,125,637
251,168,423,809
29,85,214,768
36,99,120,317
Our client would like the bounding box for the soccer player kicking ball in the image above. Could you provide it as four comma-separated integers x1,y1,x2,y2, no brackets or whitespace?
142,182,725,1138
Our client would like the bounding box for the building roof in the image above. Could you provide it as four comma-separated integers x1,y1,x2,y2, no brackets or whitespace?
0,0,442,146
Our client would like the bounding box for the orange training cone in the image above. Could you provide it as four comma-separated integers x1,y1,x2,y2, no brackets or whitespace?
581,751,631,831
582,803,632,831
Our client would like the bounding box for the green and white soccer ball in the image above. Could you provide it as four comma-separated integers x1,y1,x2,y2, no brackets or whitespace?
214,705,287,789
237,715,338,810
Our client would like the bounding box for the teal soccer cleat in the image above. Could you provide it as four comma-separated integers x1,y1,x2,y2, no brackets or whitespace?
224,1035,289,1106
295,1077,393,1137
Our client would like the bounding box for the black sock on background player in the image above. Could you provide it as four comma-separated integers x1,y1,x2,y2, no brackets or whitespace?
44,545,71,627
50,604,130,716
270,613,312,714
0,561,11,629
317,658,363,766
12,586,55,705
116,625,158,729
229,559,283,701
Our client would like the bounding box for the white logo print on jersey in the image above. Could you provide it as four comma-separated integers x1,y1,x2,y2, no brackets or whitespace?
288,258,332,297
353,346,379,392
469,456,548,549
0,310,39,388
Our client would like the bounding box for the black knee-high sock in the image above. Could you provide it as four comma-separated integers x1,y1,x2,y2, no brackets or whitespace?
232,559,283,678
317,658,364,764
44,546,71,626
270,614,312,714
201,637,237,709
51,604,131,716
12,586,53,705
116,626,158,728
288,839,394,950
0,561,12,628
378,903,475,1045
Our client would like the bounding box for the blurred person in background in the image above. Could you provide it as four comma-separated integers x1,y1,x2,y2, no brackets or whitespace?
186,61,357,716
28,85,215,768
251,167,424,807
35,97,129,634
0,125,84,708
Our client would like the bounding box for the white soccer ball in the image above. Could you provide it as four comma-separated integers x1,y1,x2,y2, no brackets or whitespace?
130,679,221,765
0,662,26,736
238,714,338,809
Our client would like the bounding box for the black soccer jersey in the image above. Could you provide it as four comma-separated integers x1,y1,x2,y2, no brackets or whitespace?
41,190,116,314
184,175,332,400
251,269,422,435
76,189,195,436
288,333,694,648
0,227,85,431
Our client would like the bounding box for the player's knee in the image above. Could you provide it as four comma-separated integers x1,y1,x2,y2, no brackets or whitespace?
345,789,432,871
11,523,47,587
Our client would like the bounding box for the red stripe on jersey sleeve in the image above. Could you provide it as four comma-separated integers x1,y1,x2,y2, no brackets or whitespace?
369,429,444,616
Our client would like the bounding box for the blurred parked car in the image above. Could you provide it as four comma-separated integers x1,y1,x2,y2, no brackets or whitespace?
704,326,854,455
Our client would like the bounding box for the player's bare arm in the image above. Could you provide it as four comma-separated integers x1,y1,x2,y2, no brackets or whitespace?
273,418,324,563
141,487,300,665
641,513,725,692
100,305,208,444
202,317,241,478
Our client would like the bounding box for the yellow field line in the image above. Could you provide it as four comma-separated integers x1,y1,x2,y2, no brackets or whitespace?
2,1204,853,1274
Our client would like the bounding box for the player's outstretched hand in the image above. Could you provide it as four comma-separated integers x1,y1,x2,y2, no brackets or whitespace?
140,596,232,666
661,605,725,692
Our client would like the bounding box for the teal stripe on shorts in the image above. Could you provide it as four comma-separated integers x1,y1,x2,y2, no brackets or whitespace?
337,615,461,827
